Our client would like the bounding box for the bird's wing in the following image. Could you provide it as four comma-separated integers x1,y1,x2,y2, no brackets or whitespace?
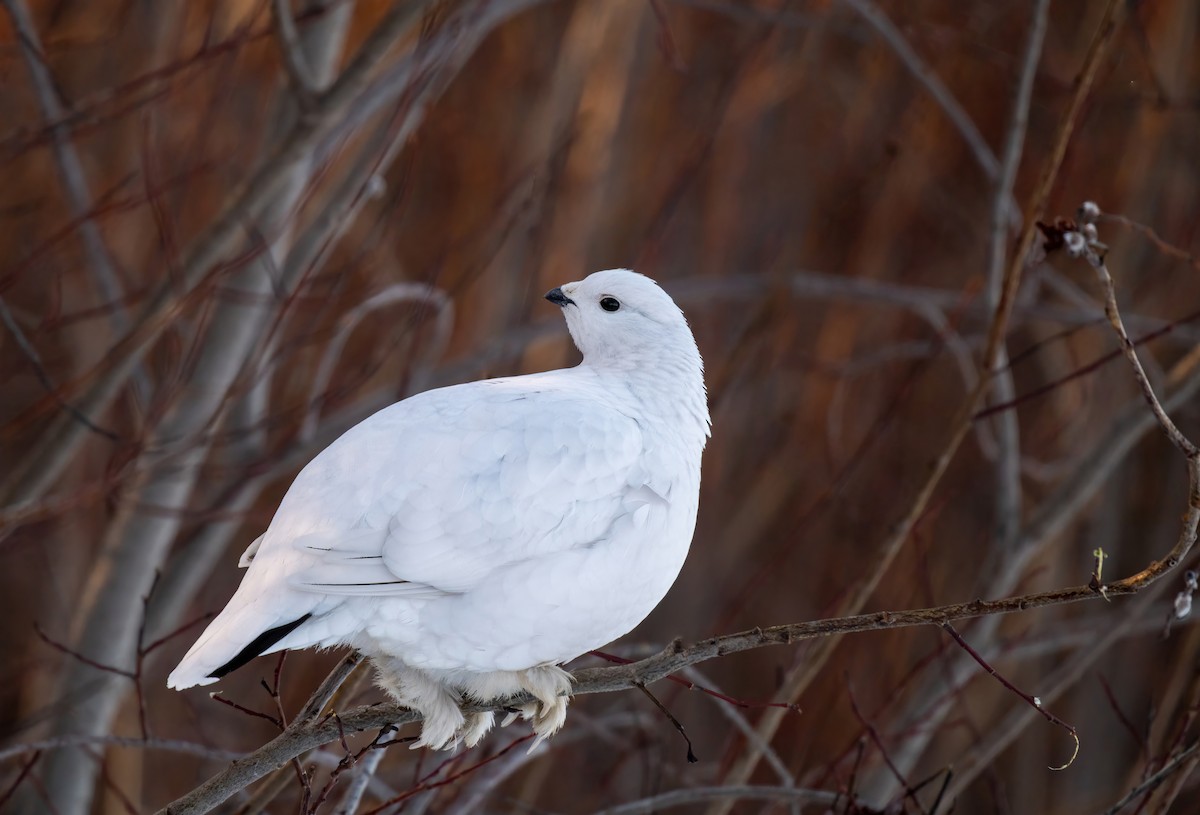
283,377,649,596
288,529,448,597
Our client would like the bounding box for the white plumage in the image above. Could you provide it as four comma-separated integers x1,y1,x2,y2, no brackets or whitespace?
168,269,709,750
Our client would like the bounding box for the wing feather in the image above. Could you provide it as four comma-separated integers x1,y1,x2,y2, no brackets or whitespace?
268,376,648,597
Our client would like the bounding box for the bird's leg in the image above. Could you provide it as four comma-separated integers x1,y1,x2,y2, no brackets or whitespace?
373,660,466,750
509,664,573,750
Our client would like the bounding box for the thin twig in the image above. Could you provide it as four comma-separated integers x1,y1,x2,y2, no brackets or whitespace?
678,666,794,785
1,0,136,341
1097,673,1150,757
635,683,698,764
845,682,922,811
208,694,283,730
333,728,395,815
1103,741,1200,815
1085,244,1199,458
1101,213,1200,272
34,625,134,679
272,0,318,99
839,0,1006,197
0,297,122,442
0,737,241,764
941,622,1079,770
982,0,1050,567
592,650,798,710
590,784,839,815
358,734,534,815
0,751,40,810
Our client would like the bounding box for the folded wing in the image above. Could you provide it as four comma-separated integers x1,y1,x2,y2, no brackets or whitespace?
285,377,647,596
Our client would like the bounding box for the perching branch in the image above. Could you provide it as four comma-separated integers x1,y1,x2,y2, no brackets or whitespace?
160,541,1200,815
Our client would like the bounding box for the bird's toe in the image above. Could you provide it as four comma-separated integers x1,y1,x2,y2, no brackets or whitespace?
409,694,466,750
460,711,496,747
526,698,568,752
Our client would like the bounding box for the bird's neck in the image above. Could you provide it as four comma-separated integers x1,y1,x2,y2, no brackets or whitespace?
583,347,710,450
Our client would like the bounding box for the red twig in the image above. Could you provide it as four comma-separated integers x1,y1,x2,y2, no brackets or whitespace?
836,739,866,814
1097,673,1149,756
635,682,698,763
941,622,1080,769
208,693,282,729
34,625,133,678
362,734,535,815
140,611,215,657
306,714,359,814
846,680,922,812
1101,213,1200,272
0,750,40,810
263,651,290,728
975,307,1200,420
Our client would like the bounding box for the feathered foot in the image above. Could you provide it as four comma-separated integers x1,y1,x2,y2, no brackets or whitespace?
460,711,496,748
375,660,496,750
500,664,573,751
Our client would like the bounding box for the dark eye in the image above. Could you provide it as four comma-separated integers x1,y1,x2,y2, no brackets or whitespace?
600,297,621,312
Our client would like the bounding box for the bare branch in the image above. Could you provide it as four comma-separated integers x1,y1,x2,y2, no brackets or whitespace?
864,1,1051,791
1101,212,1200,272
678,666,794,785
1103,741,1200,815
982,0,1050,561
272,0,319,100
302,283,452,440
33,625,134,679
0,751,40,811
159,520,1200,815
945,588,1162,798
0,737,241,764
299,653,365,722
722,1,1130,804
941,622,1079,769
332,730,396,815
0,297,122,443
675,0,1010,207
592,785,840,815
1,0,134,335
0,0,442,510
1084,237,1199,458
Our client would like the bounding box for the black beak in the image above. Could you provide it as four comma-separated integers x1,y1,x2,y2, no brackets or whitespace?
545,287,575,307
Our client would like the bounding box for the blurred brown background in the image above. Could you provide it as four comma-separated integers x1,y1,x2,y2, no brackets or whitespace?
2,0,1200,812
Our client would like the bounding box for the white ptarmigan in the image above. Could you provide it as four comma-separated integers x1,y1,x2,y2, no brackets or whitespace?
168,269,709,750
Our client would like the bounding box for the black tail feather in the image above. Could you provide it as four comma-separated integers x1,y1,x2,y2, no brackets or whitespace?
207,614,311,679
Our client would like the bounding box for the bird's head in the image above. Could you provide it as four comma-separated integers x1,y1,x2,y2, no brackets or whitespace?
545,269,700,373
